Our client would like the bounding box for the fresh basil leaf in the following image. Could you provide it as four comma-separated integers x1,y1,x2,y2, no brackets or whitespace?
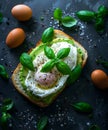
71,102,93,113
57,48,70,59
0,12,3,23
76,10,95,21
20,53,34,71
53,8,62,21
56,61,71,75
41,60,55,72
42,27,54,43
67,64,82,85
0,65,9,79
0,112,11,126
94,17,104,32
62,16,77,27
97,5,108,17
44,46,55,59
89,125,101,130
96,59,108,68
1,98,14,112
37,116,48,130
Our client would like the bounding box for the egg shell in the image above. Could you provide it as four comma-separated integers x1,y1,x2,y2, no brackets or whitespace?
6,28,26,48
91,69,108,89
11,4,32,21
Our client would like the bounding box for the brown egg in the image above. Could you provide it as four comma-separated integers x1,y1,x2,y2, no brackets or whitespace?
11,4,32,21
91,69,108,89
6,28,26,48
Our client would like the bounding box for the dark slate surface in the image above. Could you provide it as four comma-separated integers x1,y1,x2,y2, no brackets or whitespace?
0,0,108,130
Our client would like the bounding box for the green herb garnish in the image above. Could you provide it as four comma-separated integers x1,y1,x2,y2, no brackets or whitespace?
96,58,108,68
37,116,48,130
76,5,108,32
41,46,71,75
71,102,93,113
67,64,82,85
53,8,77,28
0,98,14,129
76,10,95,22
1,98,14,112
42,27,54,43
89,124,101,130
20,52,35,71
0,65,9,79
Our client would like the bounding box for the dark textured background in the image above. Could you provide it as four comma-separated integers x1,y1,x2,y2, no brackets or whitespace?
0,0,108,130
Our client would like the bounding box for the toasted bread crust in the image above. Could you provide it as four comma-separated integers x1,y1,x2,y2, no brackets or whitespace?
11,29,88,107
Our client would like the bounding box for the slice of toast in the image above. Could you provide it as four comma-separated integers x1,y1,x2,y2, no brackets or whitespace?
12,29,88,107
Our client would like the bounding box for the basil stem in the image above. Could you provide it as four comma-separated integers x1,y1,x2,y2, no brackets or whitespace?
67,64,82,85
71,102,93,113
41,59,55,72
89,125,101,130
20,53,34,71
76,10,95,21
57,48,70,59
0,65,9,79
1,98,14,112
42,27,54,43
37,116,48,130
44,46,55,59
62,16,77,27
53,8,62,21
56,61,71,75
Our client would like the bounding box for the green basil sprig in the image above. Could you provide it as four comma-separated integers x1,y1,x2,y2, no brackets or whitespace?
76,10,95,22
41,46,71,75
54,8,77,28
71,102,93,113
37,116,48,130
20,52,34,71
0,98,14,129
76,5,108,32
89,125,101,130
42,27,54,43
0,65,9,79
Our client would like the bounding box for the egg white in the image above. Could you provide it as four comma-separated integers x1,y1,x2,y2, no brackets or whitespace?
25,41,77,98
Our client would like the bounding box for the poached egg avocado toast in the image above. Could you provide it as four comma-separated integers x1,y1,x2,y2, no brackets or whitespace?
12,28,88,107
